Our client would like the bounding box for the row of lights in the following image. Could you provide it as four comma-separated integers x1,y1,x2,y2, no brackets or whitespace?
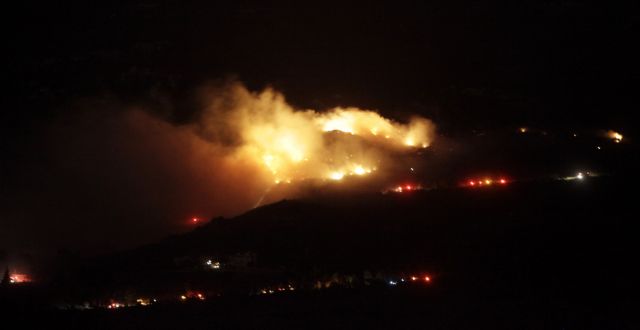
389,275,432,286
468,178,508,187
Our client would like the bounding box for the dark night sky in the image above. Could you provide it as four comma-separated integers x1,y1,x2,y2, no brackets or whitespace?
1,1,638,254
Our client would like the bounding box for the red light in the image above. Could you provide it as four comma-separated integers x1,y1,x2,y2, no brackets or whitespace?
405,185,412,190
499,179,506,184
478,181,483,185
469,181,475,186
192,217,199,223
424,276,431,282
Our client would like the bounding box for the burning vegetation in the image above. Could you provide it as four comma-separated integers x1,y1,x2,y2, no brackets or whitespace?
196,82,435,187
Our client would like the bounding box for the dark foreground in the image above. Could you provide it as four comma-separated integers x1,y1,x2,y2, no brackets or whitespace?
1,176,637,329
3,286,635,329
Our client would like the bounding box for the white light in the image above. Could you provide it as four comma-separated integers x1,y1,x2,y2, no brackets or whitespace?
388,280,397,286
577,172,584,180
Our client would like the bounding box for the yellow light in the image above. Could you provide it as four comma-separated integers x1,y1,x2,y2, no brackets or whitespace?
329,172,344,180
485,179,492,185
607,130,623,143
519,127,528,133
353,166,366,175
404,138,415,146
180,295,187,300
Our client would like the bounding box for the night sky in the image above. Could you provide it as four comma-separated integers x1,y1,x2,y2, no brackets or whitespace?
2,1,637,254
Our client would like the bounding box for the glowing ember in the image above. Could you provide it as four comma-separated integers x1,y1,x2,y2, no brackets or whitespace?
607,130,623,143
9,274,31,284
353,166,367,176
329,171,345,181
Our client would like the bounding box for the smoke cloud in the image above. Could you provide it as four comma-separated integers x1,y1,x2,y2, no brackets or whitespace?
1,81,435,252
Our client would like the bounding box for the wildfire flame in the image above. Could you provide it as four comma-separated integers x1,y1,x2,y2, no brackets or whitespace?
606,130,623,143
198,83,435,185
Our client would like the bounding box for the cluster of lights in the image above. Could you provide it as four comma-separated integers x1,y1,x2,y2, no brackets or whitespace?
104,298,156,309
391,184,422,193
388,275,432,286
107,302,124,309
467,178,508,187
205,259,221,270
180,291,205,301
136,298,155,306
258,284,296,295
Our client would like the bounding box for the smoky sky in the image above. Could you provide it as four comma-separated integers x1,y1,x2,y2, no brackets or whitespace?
2,1,638,253
1,96,261,253
0,81,436,253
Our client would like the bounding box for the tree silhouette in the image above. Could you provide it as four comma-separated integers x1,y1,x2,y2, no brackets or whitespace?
1,266,10,286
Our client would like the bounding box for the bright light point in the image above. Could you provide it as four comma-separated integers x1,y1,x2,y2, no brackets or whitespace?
577,172,584,180
596,146,601,150
607,130,623,143
388,280,397,286
499,179,506,184
519,127,528,133
411,276,417,281
405,185,412,190
410,167,414,172
404,138,415,147
469,181,475,186
180,295,187,300
421,143,428,148
485,179,492,185
353,166,366,175
192,217,199,223
424,276,431,282
329,172,345,181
